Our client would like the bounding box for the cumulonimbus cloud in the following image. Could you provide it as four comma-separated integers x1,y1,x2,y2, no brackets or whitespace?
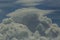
7,8,53,31
0,7,60,40
0,0,60,40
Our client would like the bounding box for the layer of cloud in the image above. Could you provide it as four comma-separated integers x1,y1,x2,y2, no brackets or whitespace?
0,0,60,8
7,8,53,17
15,0,44,6
0,0,44,22
0,0,59,22
14,0,60,10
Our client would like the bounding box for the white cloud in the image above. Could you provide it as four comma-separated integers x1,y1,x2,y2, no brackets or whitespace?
14,0,60,7
0,0,43,8
0,0,60,39
2,18,14,24
7,7,53,17
15,0,44,6
7,8,59,38
6,8,53,28
0,9,60,40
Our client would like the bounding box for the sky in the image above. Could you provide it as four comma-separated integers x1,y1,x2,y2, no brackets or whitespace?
0,0,60,40
0,0,60,26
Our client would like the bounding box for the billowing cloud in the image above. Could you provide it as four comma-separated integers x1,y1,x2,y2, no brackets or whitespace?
0,9,60,40
7,8,53,32
0,0,60,39
6,8,60,39
0,22,32,40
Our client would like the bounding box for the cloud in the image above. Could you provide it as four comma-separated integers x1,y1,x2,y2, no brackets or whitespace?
7,8,53,32
0,0,43,8
0,9,2,13
0,22,32,40
0,0,58,22
1,0,60,9
0,0,18,22
0,0,60,39
0,18,60,40
6,8,60,38
2,18,14,24
6,8,60,39
0,9,60,40
14,0,60,10
15,0,44,6
7,8,53,17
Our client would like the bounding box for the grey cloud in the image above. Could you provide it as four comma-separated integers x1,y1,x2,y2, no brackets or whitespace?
2,18,14,24
7,8,52,32
6,8,60,39
0,11,60,40
0,22,32,40
0,0,60,39
15,0,43,6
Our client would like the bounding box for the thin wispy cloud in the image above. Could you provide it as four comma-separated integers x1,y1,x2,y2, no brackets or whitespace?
15,0,44,6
